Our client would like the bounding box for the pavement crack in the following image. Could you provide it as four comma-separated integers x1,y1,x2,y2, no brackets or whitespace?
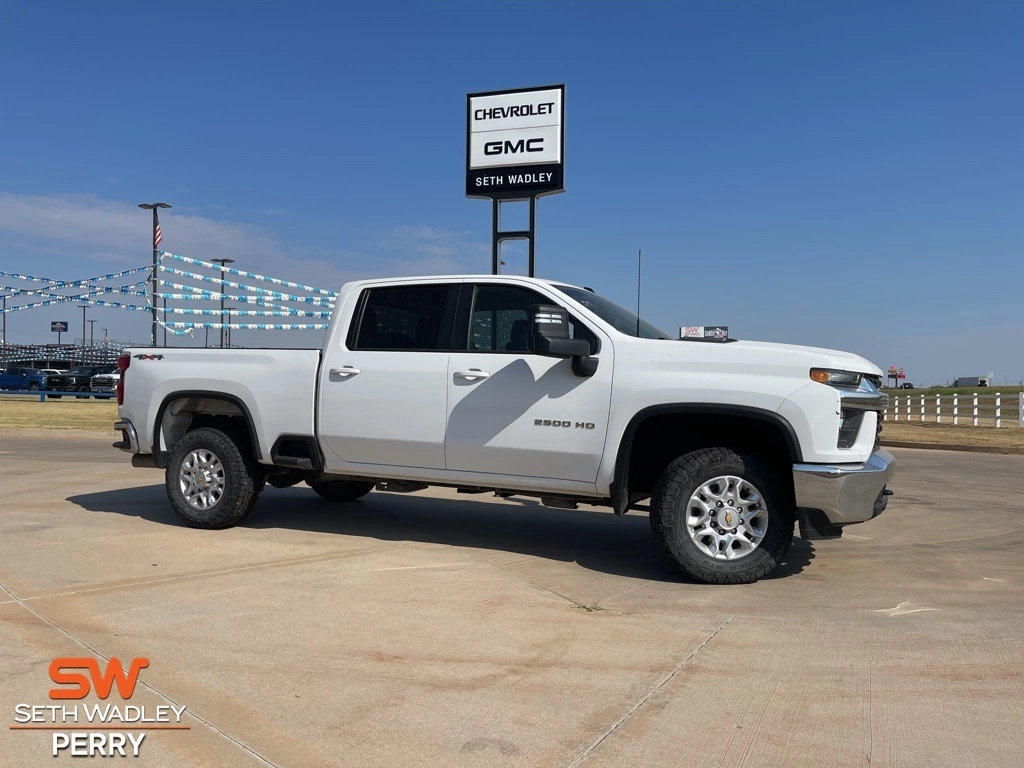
565,616,733,768
9,545,389,603
0,579,281,768
360,496,598,611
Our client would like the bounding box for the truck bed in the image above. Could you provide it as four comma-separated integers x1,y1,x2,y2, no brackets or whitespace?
119,347,322,463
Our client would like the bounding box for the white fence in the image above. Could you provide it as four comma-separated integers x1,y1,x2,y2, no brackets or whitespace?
883,393,1024,428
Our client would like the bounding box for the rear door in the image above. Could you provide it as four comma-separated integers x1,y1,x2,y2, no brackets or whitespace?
444,282,614,486
318,282,458,472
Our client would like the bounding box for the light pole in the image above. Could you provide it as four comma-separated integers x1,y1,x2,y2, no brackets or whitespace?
78,305,88,365
138,202,172,348
102,328,108,363
211,258,235,348
225,308,235,348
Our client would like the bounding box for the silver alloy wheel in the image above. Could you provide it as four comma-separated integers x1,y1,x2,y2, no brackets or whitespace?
686,475,768,560
179,449,226,511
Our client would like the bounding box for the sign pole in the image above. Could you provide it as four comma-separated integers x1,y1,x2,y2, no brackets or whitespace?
491,199,500,275
528,195,536,277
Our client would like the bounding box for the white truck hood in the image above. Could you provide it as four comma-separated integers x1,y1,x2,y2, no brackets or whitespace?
627,336,883,381
723,339,882,377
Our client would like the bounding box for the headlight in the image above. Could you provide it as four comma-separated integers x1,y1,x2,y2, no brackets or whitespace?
809,368,863,387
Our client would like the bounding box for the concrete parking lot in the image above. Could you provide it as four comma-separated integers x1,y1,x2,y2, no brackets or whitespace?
1,432,1022,767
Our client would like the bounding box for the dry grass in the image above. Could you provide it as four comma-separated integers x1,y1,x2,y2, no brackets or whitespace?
0,396,118,431
881,420,1024,450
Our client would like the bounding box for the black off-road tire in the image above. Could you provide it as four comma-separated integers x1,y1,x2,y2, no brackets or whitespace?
650,447,794,584
165,427,258,529
29,382,40,391
309,479,374,503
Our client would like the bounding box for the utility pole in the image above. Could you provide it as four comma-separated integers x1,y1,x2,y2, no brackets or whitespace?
88,320,96,362
225,308,235,348
211,258,235,348
1,295,6,367
137,202,172,348
78,305,88,365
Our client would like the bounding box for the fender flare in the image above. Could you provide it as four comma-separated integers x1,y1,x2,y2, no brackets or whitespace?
152,390,262,462
609,403,802,514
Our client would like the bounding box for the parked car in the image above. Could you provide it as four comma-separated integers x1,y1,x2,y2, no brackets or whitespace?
899,383,914,389
47,365,117,397
0,367,55,391
90,370,120,394
113,274,895,585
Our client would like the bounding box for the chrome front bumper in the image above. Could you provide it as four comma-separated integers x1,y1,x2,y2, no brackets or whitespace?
113,419,139,453
792,449,896,526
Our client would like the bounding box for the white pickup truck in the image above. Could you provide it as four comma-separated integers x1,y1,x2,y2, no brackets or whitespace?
113,274,894,583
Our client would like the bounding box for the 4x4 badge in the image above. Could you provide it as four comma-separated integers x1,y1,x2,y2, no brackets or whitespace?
133,354,164,360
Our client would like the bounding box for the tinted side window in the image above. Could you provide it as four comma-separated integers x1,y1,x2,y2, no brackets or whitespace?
468,285,598,354
353,285,450,351
470,286,544,352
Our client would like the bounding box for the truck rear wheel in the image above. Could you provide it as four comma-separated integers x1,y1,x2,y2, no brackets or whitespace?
309,479,374,503
166,427,258,529
650,447,793,584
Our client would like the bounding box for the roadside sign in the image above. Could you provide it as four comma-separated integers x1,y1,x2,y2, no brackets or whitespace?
466,84,565,199
51,321,69,333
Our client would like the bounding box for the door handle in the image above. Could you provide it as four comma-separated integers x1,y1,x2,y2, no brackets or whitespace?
329,366,361,377
454,369,490,381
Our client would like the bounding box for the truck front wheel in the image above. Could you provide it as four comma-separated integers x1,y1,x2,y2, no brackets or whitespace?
309,479,374,503
166,427,258,529
650,447,793,584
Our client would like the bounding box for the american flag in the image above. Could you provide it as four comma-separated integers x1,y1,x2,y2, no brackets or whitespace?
154,211,163,249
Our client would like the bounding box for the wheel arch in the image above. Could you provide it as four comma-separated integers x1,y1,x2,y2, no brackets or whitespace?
153,390,262,466
610,404,802,514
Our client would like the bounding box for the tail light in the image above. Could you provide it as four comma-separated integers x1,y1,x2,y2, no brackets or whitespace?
116,354,130,405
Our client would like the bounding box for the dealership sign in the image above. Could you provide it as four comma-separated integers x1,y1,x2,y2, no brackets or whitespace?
466,85,564,199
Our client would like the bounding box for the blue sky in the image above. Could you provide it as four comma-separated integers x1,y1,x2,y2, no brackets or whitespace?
1,2,1022,383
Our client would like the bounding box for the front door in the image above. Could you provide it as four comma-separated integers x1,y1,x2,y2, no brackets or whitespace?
444,282,613,486
319,282,456,471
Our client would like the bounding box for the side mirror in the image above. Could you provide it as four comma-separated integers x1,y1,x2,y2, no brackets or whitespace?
529,304,598,377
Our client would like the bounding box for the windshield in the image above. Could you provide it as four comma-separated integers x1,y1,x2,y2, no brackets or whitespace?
68,368,93,375
555,285,672,339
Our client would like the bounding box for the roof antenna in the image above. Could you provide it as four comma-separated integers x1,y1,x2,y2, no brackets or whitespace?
636,249,642,337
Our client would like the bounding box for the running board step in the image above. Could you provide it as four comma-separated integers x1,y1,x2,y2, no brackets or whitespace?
375,480,428,493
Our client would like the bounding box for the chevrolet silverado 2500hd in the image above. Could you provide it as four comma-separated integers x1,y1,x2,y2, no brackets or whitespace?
113,275,894,584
